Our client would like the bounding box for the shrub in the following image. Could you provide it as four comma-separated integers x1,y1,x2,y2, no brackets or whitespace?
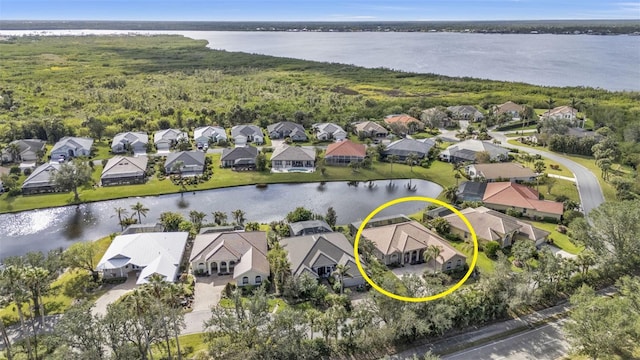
485,241,501,259
556,225,568,234
542,216,559,224
9,166,20,175
22,168,32,176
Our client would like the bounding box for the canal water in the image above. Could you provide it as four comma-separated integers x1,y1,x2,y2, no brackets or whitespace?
0,179,441,259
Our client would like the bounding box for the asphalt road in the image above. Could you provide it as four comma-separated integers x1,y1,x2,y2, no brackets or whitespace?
443,319,570,360
490,132,605,215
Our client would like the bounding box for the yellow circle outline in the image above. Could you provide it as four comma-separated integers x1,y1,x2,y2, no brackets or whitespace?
353,196,478,302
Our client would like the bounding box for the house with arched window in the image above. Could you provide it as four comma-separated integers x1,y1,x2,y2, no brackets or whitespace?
189,231,269,287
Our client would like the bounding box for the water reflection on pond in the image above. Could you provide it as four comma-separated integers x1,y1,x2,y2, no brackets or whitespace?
0,179,441,259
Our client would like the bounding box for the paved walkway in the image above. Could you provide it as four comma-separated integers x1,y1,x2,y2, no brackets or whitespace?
91,275,138,316
547,173,576,182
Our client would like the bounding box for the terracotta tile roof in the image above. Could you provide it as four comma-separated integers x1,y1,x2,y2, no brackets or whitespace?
483,182,563,215
325,140,366,158
384,114,422,125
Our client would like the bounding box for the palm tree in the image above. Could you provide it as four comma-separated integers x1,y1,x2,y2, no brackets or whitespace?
545,97,555,119
423,245,444,274
406,152,419,173
388,154,399,181
0,266,32,360
454,172,461,186
171,160,185,191
331,264,353,295
130,202,149,224
212,211,228,226
231,209,246,226
189,211,207,232
569,97,582,125
443,185,458,203
5,142,20,163
114,207,129,231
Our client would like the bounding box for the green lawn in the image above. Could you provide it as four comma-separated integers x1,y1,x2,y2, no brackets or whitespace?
530,221,583,255
0,155,459,213
151,333,208,359
450,242,494,274
92,141,113,160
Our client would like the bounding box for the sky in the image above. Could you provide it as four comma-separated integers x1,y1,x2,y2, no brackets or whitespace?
1,0,639,21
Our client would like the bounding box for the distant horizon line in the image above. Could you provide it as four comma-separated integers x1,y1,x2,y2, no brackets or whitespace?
3,19,640,23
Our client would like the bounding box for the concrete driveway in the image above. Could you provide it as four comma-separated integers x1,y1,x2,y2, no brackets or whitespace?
391,263,431,279
92,275,138,316
191,275,231,312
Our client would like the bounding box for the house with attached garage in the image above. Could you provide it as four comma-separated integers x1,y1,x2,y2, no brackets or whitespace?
466,162,537,182
164,151,206,176
154,129,188,152
482,182,564,221
312,123,348,141
1,139,46,165
493,101,524,120
189,231,269,287
280,232,364,288
360,217,467,271
21,162,61,195
447,105,484,122
267,121,307,141
231,125,264,146
270,145,315,172
220,146,259,170
50,136,93,161
541,106,578,122
111,132,149,155
194,126,227,147
353,121,388,139
442,206,549,248
96,232,188,285
383,138,436,161
439,139,509,163
100,155,148,186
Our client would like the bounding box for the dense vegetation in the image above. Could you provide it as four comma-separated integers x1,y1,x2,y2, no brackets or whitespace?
1,20,640,34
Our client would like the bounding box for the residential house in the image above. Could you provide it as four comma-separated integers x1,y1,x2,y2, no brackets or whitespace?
101,155,149,186
447,105,484,122
220,146,259,170
50,136,93,161
96,232,188,285
164,151,206,176
442,206,549,248
281,232,364,287
466,163,537,182
190,231,269,287
267,121,307,141
154,129,188,152
493,101,524,119
312,123,347,141
424,206,455,221
383,138,435,161
1,139,46,164
289,220,333,237
324,140,366,166
112,132,148,155
384,114,424,133
270,145,315,172
231,125,264,146
21,162,61,195
194,126,227,147
541,106,578,121
353,121,388,138
421,107,453,128
482,182,564,221
456,181,487,202
439,139,509,163
528,127,601,144
360,218,467,271
349,214,412,236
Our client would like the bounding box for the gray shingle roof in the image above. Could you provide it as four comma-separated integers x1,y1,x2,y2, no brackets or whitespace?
384,138,435,157
271,145,315,162
231,125,263,138
221,146,259,162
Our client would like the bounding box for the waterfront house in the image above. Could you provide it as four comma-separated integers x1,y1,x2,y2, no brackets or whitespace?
280,232,364,287
164,151,206,176
289,220,333,237
96,232,188,285
220,146,259,170
190,231,269,287
324,140,366,166
383,138,435,161
270,145,315,172
101,155,148,186
21,162,61,195
360,217,467,270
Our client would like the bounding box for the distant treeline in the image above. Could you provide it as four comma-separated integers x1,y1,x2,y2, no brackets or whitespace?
2,19,640,34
